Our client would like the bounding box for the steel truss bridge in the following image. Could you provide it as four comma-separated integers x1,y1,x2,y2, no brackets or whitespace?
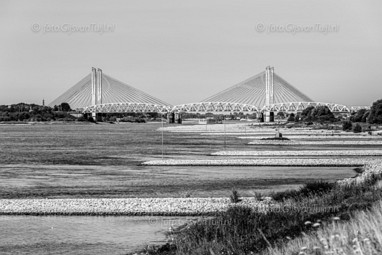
82,101,369,114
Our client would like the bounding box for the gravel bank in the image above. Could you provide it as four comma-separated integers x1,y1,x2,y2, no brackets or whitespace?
0,197,270,216
141,158,376,166
211,150,382,156
248,140,382,145
237,135,380,139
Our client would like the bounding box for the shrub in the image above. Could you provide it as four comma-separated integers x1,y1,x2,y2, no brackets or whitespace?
60,102,71,112
342,120,353,131
77,116,87,122
353,167,364,174
299,181,335,196
270,189,299,201
135,118,146,123
271,181,335,201
229,189,241,203
261,137,290,141
287,113,295,122
353,123,362,133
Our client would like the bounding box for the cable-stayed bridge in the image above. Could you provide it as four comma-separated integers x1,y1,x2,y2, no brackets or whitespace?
49,68,171,114
49,67,369,119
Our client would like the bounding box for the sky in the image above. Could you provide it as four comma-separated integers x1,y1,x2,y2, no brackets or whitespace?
0,0,381,107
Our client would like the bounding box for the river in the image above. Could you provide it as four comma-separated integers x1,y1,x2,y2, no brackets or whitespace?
0,215,195,254
0,122,358,254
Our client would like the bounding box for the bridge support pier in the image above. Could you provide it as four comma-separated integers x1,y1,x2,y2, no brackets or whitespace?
264,111,274,122
167,112,175,123
91,112,103,121
167,112,182,124
175,113,182,124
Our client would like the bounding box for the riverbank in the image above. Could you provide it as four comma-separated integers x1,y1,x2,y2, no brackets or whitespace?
140,161,382,255
141,158,376,166
211,150,382,156
0,197,272,216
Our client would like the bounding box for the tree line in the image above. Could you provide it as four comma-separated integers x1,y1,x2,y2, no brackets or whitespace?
0,103,74,122
0,102,161,122
1,99,381,125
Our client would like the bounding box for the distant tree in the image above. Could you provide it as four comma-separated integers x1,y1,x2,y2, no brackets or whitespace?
276,112,285,119
301,106,315,121
287,113,295,122
60,102,71,112
353,123,362,133
147,112,159,120
313,106,336,122
18,112,30,121
300,106,335,122
368,99,382,124
342,120,353,131
350,109,367,122
361,110,370,123
294,114,300,122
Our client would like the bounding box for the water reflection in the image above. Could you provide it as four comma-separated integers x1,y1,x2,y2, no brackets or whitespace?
0,216,194,255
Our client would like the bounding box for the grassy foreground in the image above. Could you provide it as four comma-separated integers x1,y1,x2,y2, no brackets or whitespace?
265,200,382,255
137,161,382,255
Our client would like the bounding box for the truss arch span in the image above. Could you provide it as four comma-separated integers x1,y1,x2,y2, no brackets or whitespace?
172,102,260,114
82,102,171,114
261,102,353,113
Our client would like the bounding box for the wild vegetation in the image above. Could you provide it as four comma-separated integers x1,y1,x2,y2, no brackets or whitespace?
142,162,382,255
264,200,382,255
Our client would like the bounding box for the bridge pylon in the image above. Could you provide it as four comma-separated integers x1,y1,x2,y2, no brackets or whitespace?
264,66,275,122
91,67,103,120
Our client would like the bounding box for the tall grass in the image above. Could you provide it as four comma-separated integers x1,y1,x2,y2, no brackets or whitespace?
150,162,382,255
270,181,335,201
229,189,241,203
264,200,382,255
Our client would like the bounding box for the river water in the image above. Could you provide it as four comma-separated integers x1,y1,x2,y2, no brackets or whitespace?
0,215,194,254
0,122,360,254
